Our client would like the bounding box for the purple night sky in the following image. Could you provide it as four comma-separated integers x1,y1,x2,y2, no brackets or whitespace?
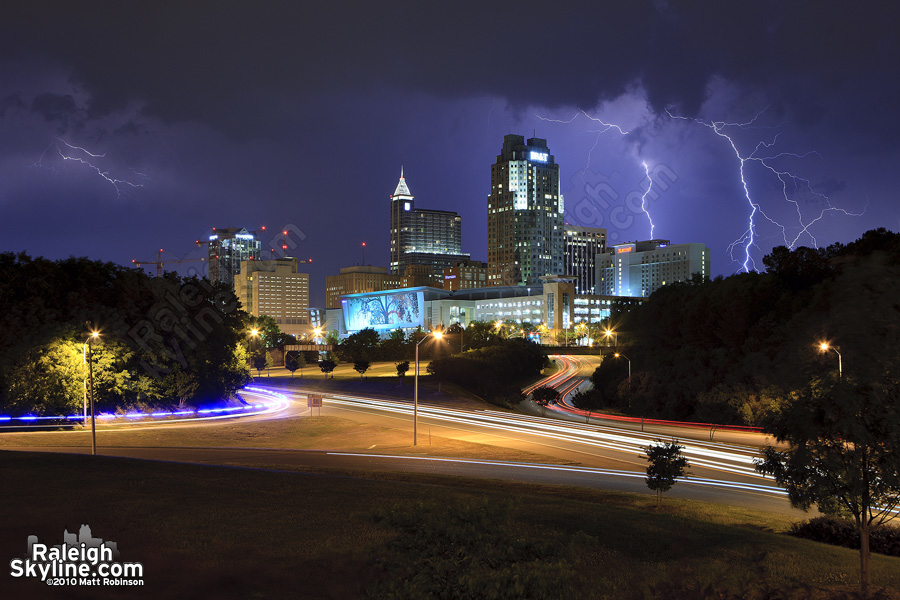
1,2,897,305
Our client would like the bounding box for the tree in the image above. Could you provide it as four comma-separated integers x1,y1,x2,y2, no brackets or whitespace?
382,328,410,361
571,388,603,423
643,439,689,509
338,328,380,362
463,320,503,350
162,367,199,409
285,350,305,378
249,315,284,351
531,386,560,417
446,322,464,353
318,359,336,379
252,352,267,377
265,350,275,376
395,360,410,385
755,380,900,599
324,329,340,346
353,359,370,381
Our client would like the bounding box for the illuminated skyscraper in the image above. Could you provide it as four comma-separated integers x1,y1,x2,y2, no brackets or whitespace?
389,168,468,276
487,135,564,286
564,225,607,294
208,227,261,288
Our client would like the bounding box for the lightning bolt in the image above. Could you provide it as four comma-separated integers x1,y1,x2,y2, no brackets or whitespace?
641,161,655,238
537,110,657,239
32,138,150,199
667,109,865,272
537,110,630,184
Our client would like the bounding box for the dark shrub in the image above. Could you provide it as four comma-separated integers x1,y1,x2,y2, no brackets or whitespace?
789,516,900,557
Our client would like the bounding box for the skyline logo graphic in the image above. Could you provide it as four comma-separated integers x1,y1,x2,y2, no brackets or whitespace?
9,524,144,587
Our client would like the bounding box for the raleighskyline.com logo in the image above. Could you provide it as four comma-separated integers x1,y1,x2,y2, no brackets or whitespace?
9,524,143,587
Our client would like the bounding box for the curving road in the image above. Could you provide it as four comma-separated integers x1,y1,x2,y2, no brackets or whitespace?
1,375,797,515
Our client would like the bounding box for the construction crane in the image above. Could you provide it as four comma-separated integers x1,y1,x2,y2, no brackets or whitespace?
132,249,207,277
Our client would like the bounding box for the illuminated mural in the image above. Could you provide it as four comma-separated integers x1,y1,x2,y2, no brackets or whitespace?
344,291,423,331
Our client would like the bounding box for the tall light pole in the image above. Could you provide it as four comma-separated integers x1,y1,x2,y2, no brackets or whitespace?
249,328,259,369
85,328,99,456
604,328,617,347
414,330,443,446
614,352,631,382
819,342,842,380
82,342,88,424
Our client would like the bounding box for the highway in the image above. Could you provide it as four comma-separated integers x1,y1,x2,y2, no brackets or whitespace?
1,369,798,515
235,380,794,514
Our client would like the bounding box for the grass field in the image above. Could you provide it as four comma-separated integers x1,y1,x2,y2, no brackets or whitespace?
2,451,898,599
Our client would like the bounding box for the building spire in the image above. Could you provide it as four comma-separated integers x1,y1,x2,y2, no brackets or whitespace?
392,166,412,198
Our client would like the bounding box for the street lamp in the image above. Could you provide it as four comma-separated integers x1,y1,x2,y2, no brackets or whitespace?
604,328,617,347
414,330,443,446
248,328,259,366
819,342,842,380
614,352,631,382
313,327,323,344
82,342,89,425
85,328,99,456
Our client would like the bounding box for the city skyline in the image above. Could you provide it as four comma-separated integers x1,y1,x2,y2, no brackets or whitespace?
1,2,897,307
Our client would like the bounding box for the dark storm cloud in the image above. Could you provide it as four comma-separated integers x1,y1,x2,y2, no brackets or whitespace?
31,92,78,126
0,93,25,117
3,1,897,141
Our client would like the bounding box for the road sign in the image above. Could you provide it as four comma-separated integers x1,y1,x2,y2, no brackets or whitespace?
307,394,323,408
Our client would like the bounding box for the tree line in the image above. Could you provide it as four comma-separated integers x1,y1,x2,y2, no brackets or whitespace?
581,228,900,427
0,253,251,416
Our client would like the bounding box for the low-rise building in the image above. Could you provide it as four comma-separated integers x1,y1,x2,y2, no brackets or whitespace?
442,260,488,291
596,239,710,297
327,275,642,341
325,265,404,309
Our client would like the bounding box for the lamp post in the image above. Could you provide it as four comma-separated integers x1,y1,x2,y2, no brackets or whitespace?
614,352,631,382
819,342,842,380
249,328,259,368
414,330,443,446
604,328,617,347
82,342,88,424
85,328,99,456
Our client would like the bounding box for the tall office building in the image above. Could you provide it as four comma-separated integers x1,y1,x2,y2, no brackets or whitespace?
389,168,469,276
234,257,310,334
208,227,261,288
596,239,710,297
564,225,607,294
487,135,564,286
